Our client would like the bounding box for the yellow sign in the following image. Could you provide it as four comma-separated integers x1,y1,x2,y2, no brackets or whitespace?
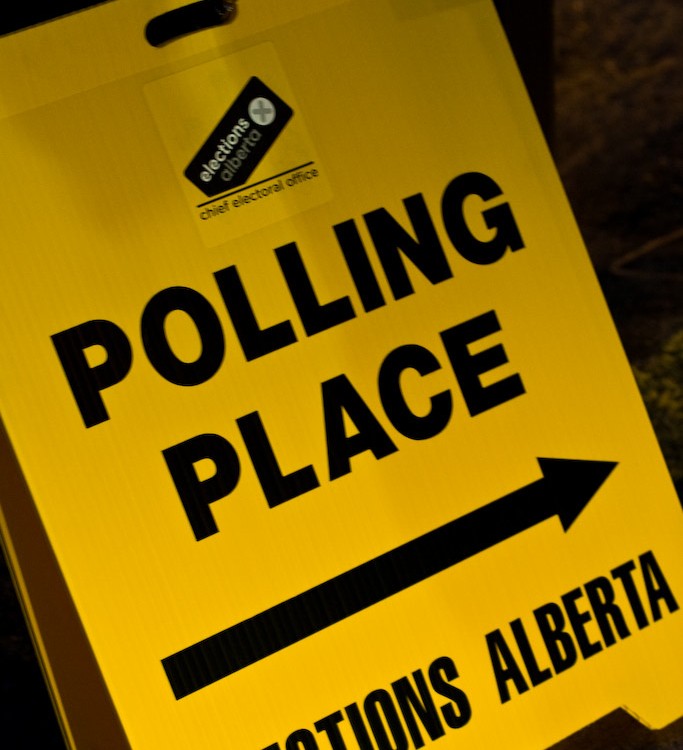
0,1,682,749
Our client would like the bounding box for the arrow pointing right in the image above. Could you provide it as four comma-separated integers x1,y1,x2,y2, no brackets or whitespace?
163,457,617,698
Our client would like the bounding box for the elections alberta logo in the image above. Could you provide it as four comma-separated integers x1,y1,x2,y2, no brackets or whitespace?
145,43,332,246
185,77,293,198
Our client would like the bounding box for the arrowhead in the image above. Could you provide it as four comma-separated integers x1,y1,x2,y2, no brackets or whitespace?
537,457,617,531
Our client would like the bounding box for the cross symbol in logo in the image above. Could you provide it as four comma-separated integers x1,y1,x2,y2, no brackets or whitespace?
249,97,276,125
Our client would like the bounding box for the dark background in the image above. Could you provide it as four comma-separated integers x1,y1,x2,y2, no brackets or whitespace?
2,1,683,747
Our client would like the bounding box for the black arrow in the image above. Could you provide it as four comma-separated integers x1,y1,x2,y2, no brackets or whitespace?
162,457,616,699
